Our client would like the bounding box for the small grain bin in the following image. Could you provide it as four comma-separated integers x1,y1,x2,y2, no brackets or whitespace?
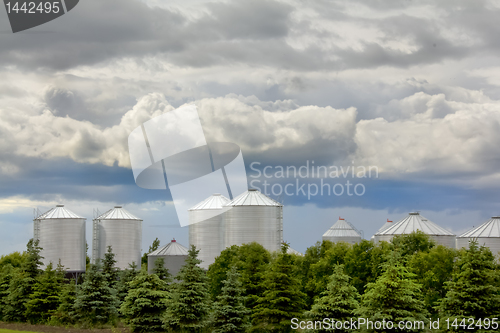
322,217,362,244
148,239,189,277
456,216,500,255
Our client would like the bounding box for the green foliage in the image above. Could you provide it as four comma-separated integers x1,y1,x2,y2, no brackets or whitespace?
116,262,140,305
208,242,271,312
25,262,62,324
2,239,43,322
436,241,500,332
163,245,210,333
344,239,392,294
355,253,428,333
208,245,240,300
141,237,161,267
211,265,250,333
0,264,16,320
74,262,119,327
252,243,307,333
120,269,170,332
304,241,351,303
392,231,436,257
0,252,27,270
50,280,77,325
102,246,119,289
408,245,457,316
151,257,172,283
306,264,360,333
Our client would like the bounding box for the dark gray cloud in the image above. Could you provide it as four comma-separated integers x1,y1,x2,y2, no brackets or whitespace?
0,0,497,71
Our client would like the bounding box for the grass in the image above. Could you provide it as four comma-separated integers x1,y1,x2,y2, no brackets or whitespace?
0,330,40,333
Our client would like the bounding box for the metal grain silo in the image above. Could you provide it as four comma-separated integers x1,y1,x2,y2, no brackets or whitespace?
224,189,283,253
92,206,142,270
371,219,394,240
34,205,86,273
189,193,230,270
322,217,362,244
148,239,189,277
456,217,500,255
373,212,456,248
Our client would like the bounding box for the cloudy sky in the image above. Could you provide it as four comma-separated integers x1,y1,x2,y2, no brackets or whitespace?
1,0,500,255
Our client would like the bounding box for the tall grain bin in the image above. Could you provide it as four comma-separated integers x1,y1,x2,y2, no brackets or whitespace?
322,217,362,244
148,239,189,277
224,189,283,253
189,193,230,270
33,205,86,273
92,206,142,270
373,212,456,248
456,217,500,255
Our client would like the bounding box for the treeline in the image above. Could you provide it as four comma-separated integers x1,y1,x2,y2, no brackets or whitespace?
0,232,499,332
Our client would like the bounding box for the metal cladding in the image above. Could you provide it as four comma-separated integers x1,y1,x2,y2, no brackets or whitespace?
322,218,362,244
189,194,230,270
223,189,283,253
457,217,500,254
148,239,189,277
373,212,456,248
34,205,86,273
92,206,142,270
371,219,394,240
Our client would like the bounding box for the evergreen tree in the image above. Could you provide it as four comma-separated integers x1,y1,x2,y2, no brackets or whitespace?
211,266,250,333
3,239,43,322
152,257,172,283
408,245,456,316
25,262,62,324
163,245,210,333
142,237,161,267
120,269,170,332
117,262,140,305
51,280,77,325
74,262,119,327
355,253,428,333
0,264,15,320
102,245,119,289
252,243,307,333
436,241,500,332
306,264,360,333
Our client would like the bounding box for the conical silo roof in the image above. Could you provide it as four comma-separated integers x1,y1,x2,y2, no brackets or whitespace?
287,247,304,256
377,219,394,233
225,189,282,206
96,206,142,220
458,217,500,238
323,218,362,238
377,212,454,236
36,205,85,219
189,194,230,210
149,239,189,256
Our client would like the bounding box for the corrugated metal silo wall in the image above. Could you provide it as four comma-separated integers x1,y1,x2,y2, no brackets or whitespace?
97,219,142,270
148,255,188,277
431,235,456,249
322,236,362,244
189,210,224,270
224,206,281,253
37,218,86,272
374,234,456,248
457,237,500,257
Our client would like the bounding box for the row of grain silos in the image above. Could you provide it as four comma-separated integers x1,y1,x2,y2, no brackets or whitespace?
33,205,142,274
187,189,283,269
321,212,500,256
